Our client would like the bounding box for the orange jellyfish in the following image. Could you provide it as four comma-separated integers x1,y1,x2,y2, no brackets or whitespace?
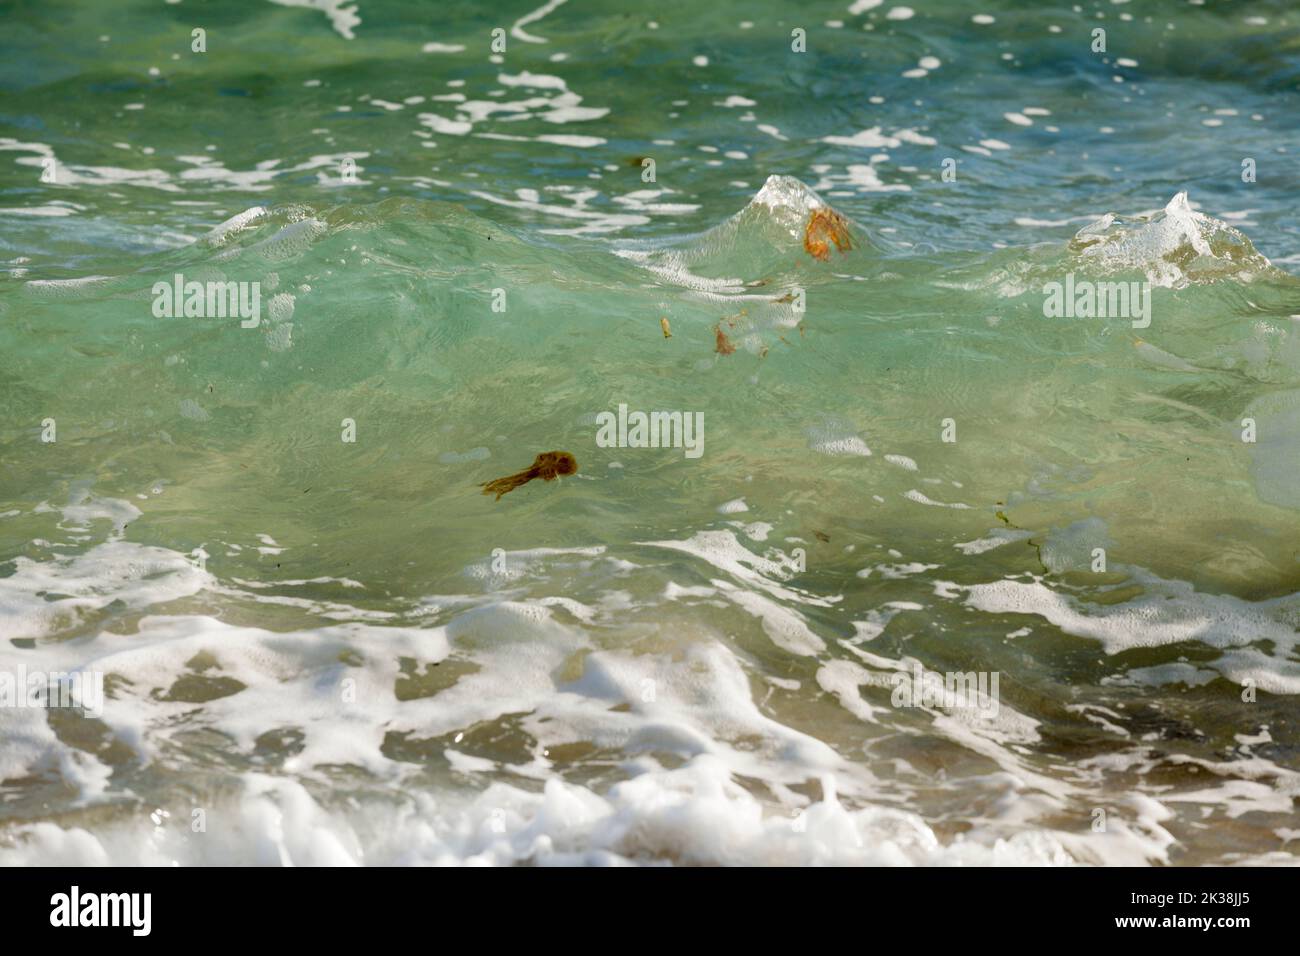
803,207,853,261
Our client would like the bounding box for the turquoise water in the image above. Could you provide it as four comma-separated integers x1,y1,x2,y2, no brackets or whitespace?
1,0,1299,865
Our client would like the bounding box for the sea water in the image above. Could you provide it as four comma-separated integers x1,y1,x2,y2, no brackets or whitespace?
1,0,1299,866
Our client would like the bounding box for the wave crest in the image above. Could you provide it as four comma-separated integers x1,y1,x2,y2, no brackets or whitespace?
1069,191,1273,288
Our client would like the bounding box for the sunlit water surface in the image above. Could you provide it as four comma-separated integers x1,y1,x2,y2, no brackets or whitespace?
2,0,1299,865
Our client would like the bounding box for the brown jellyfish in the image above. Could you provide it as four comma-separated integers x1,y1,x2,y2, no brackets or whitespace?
480,451,578,500
803,207,853,261
714,323,737,355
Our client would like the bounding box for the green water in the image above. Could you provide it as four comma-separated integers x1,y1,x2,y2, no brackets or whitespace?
1,0,1299,865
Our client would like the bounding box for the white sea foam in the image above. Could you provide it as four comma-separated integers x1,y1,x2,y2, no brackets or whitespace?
949,568,1300,694
267,0,360,40
0,759,1089,866
2,489,1290,866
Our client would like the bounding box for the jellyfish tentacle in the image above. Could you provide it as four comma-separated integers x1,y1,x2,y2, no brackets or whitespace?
480,451,577,499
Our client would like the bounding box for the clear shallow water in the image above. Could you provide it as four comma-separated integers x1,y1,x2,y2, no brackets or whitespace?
1,0,1299,865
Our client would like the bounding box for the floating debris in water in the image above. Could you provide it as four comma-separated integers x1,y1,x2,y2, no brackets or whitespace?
660,316,672,338
714,323,736,355
480,451,577,500
803,207,853,261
